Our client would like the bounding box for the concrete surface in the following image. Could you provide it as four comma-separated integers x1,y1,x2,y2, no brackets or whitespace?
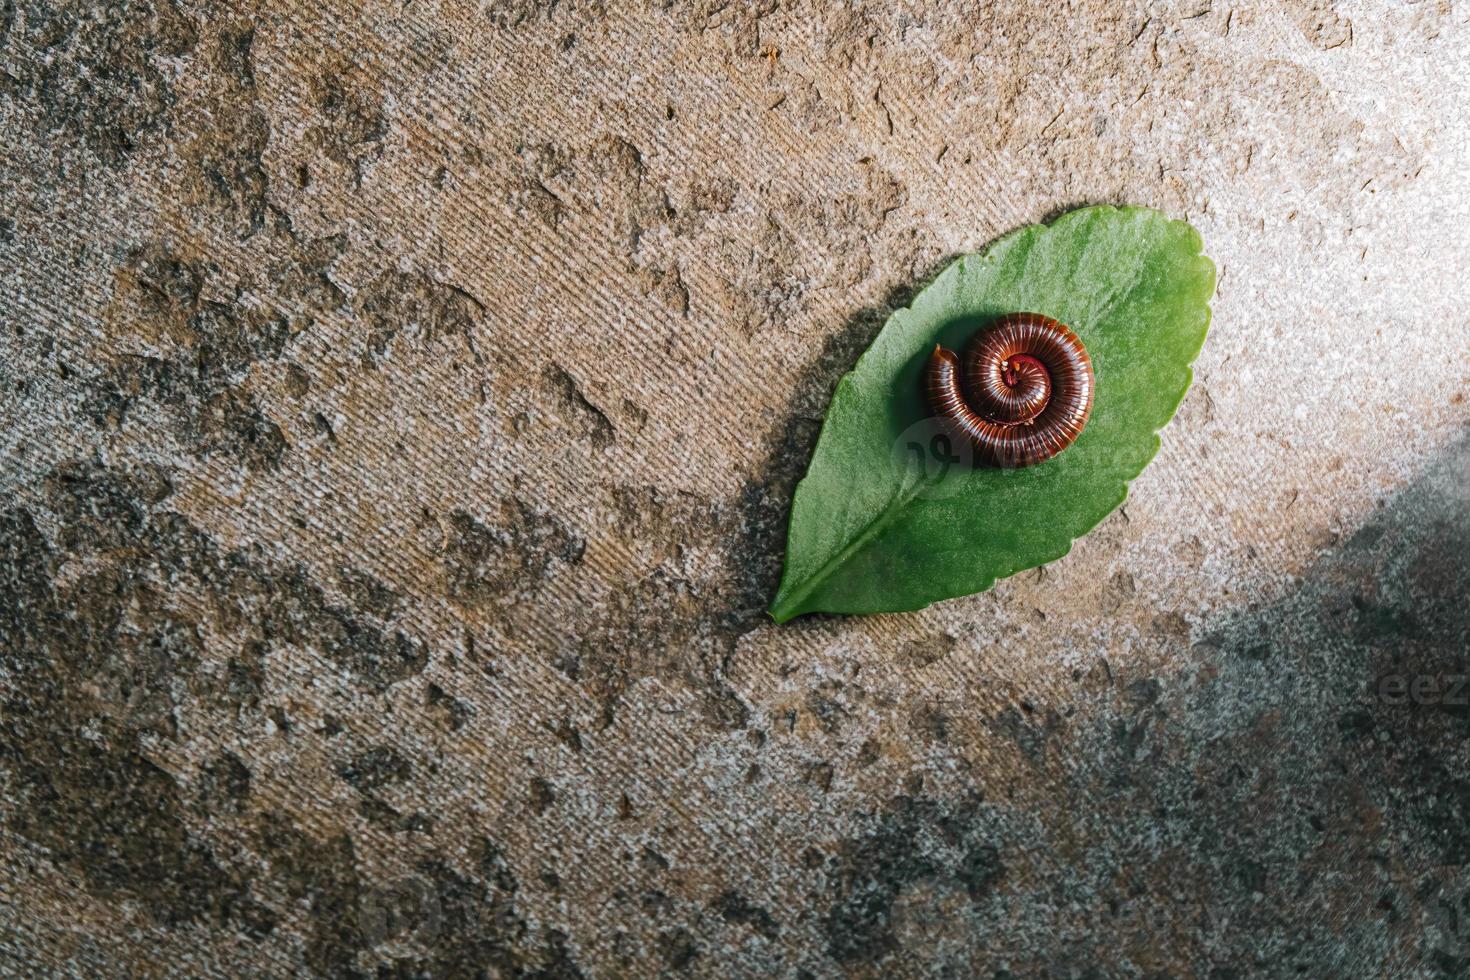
2,0,1469,976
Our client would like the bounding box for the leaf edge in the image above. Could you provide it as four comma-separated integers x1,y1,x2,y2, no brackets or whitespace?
768,205,1216,623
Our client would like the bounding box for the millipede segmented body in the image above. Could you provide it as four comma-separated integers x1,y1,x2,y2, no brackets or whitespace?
924,312,1094,468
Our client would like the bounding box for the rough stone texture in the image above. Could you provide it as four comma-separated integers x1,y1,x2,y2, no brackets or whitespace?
1,1,1468,976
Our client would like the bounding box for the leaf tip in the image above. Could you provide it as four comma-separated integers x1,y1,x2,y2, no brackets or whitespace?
767,596,800,624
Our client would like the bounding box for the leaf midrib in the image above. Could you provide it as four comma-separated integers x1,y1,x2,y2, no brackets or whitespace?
769,477,924,622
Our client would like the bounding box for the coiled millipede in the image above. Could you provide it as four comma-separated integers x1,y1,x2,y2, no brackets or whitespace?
924,312,1094,468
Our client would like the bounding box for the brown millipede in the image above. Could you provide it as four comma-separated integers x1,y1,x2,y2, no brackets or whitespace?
924,312,1094,468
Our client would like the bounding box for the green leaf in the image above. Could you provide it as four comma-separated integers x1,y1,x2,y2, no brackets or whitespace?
768,205,1216,622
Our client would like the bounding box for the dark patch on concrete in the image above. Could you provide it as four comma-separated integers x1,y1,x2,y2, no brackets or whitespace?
803,759,835,793
427,682,473,732
264,214,349,330
897,632,957,669
566,569,754,729
0,497,262,928
658,926,699,970
308,61,387,185
339,745,411,792
909,702,950,743
544,364,616,448
586,134,673,257
549,716,583,752
355,269,485,368
359,797,435,834
336,565,404,619
184,22,270,238
441,500,584,609
224,640,268,713
510,131,678,264
717,210,804,338
638,263,690,316
251,819,589,976
216,21,256,88
560,485,756,730
361,799,435,834
196,750,252,813
713,890,779,940
42,455,173,549
3,735,245,925
243,559,430,692
1,0,198,165
253,816,366,976
190,300,292,381
194,102,270,240
198,374,289,468
81,224,338,472
394,860,581,976
308,405,335,443
686,174,737,215
510,175,570,228
805,686,851,734
510,141,572,228
84,244,308,471
1100,568,1136,614
480,0,575,32
7,458,431,715
824,793,1005,964
668,0,777,58
638,846,669,874
1152,610,1191,641
529,776,556,814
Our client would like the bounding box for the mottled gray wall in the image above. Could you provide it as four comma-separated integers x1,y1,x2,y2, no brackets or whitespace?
1,1,1468,977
